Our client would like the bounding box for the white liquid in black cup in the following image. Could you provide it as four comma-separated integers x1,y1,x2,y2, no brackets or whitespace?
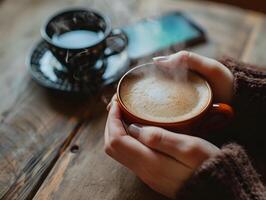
51,30,104,48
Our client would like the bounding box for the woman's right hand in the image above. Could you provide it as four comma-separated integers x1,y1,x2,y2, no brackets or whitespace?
153,51,234,103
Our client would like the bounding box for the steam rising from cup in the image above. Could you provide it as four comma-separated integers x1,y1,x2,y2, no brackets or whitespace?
152,52,189,83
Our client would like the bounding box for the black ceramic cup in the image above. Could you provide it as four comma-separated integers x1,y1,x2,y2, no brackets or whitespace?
41,8,128,80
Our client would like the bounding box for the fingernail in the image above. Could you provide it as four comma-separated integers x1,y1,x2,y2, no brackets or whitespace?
128,124,142,138
153,56,169,62
106,102,112,111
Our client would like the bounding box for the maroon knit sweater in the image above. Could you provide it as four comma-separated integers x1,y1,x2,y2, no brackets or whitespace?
176,58,266,200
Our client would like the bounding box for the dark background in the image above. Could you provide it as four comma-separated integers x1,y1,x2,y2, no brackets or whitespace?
208,0,266,13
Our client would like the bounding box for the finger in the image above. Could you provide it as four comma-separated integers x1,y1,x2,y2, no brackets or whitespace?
153,50,224,75
106,94,118,111
154,51,221,73
128,124,208,168
187,52,234,102
106,102,112,111
154,51,233,102
108,135,192,181
153,51,189,70
186,52,227,76
107,100,126,138
104,98,122,146
104,117,109,147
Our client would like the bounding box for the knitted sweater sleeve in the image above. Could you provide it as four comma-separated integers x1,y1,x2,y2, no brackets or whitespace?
176,144,266,200
220,58,266,114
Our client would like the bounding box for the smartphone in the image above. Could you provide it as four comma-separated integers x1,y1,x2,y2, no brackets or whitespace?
122,12,206,59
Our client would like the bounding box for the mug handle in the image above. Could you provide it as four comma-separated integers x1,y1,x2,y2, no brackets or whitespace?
104,29,128,57
195,103,234,134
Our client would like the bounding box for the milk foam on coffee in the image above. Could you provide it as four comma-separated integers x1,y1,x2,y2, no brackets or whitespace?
120,67,210,123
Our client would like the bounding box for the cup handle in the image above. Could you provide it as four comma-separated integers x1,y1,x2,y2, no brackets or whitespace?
195,103,234,134
104,29,128,57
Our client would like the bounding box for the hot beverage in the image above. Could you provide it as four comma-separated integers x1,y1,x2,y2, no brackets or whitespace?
119,65,210,123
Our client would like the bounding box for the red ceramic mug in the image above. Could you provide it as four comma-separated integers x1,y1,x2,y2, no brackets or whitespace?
116,63,234,135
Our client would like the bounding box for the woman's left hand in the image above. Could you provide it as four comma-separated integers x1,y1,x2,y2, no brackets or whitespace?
104,98,220,199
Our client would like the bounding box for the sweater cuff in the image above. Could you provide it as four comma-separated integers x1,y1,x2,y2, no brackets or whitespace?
219,58,266,114
176,144,266,200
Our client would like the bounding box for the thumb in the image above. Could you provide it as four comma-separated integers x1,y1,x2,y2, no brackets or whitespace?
153,51,189,70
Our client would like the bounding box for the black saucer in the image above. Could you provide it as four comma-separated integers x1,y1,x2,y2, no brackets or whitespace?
28,40,130,94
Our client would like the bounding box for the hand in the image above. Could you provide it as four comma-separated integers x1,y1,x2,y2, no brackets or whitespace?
104,98,220,199
153,51,234,103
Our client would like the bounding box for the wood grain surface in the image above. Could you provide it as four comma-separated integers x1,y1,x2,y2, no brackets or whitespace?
0,0,266,199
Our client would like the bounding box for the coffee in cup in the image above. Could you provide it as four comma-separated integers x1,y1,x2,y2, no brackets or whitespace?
120,64,210,123
117,63,234,133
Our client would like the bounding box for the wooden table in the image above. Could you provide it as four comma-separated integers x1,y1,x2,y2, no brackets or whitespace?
1,0,266,199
